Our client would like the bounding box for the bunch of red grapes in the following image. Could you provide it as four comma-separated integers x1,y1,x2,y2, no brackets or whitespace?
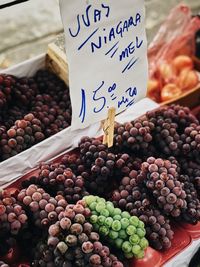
0,70,71,163
32,202,124,267
22,164,89,204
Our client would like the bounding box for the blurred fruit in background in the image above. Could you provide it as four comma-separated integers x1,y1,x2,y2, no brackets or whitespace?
147,55,200,103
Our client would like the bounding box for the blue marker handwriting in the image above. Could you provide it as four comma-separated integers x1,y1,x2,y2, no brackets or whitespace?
68,3,143,74
119,37,143,61
89,13,141,53
105,36,143,73
68,3,142,53
79,82,137,123
69,4,110,38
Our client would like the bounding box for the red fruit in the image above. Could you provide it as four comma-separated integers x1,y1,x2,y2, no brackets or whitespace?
7,129,16,138
17,120,27,129
8,139,17,148
24,113,34,121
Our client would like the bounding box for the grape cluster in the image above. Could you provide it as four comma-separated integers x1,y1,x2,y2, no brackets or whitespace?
113,117,154,154
181,124,200,161
30,70,71,138
0,69,72,163
178,175,200,224
84,195,148,259
0,113,45,160
0,74,16,109
31,94,70,138
147,112,182,156
147,105,198,129
140,157,187,218
0,126,7,161
12,77,39,106
61,154,85,176
79,137,116,196
179,159,200,196
34,71,71,120
23,164,88,204
0,191,27,237
32,202,124,267
34,70,69,102
2,106,27,129
111,173,174,251
146,105,199,156
115,154,142,179
17,185,67,228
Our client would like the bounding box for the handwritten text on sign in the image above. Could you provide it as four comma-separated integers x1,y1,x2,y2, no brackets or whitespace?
59,0,148,129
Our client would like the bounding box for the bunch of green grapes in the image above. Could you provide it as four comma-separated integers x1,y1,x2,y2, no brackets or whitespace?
83,195,149,259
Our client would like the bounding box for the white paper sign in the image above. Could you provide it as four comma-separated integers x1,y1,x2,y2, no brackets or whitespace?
59,0,148,130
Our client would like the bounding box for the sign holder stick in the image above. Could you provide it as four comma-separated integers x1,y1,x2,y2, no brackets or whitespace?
102,107,116,148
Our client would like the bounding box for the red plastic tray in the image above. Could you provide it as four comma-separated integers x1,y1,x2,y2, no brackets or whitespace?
2,149,200,267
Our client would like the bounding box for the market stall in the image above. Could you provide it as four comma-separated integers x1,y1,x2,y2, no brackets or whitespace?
0,1,199,267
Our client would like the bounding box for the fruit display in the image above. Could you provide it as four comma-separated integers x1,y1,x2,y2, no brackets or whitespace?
0,70,71,162
147,55,200,103
0,104,200,267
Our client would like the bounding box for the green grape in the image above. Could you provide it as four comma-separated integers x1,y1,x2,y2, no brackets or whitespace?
112,220,121,231
136,228,146,238
109,230,119,240
96,202,106,213
97,197,106,203
122,241,132,253
138,221,145,229
104,217,113,228
129,234,140,245
106,204,115,216
113,208,122,216
125,252,134,259
135,250,145,259
119,229,128,239
99,226,109,236
113,215,121,220
115,238,123,249
132,245,141,255
100,209,110,217
129,216,139,227
139,238,149,249
89,202,97,211
126,225,136,236
121,218,130,229
98,215,106,225
121,211,131,219
106,201,114,207
84,195,96,205
90,215,98,224
92,211,98,216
